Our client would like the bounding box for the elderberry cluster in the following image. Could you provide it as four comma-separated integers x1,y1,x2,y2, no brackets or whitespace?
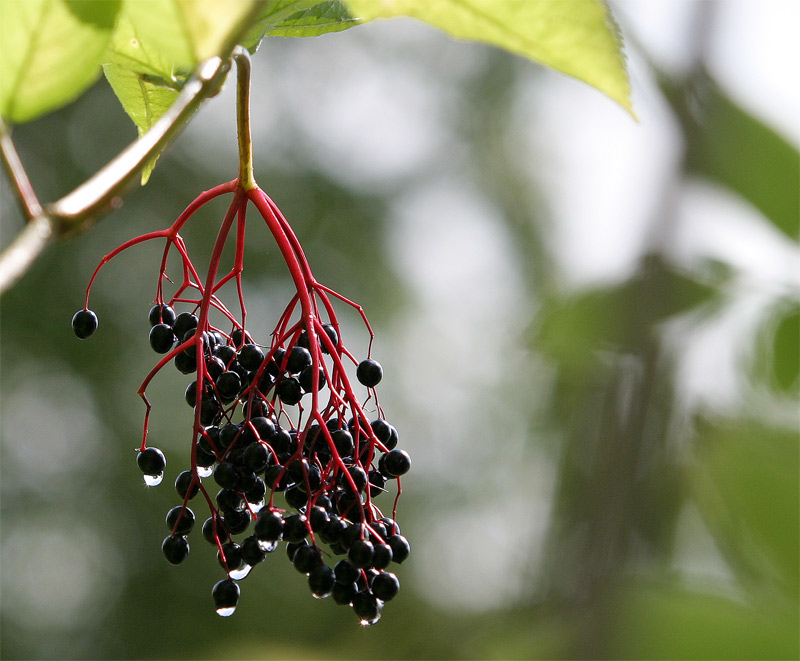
73,300,411,624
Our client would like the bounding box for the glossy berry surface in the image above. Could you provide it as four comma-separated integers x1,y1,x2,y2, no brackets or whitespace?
162,535,190,565
149,323,175,353
72,309,98,339
137,447,166,475
356,359,383,388
212,579,240,616
166,506,195,535
149,303,176,327
383,449,411,477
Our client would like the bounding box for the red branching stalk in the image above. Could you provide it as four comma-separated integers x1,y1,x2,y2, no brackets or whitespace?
78,50,408,620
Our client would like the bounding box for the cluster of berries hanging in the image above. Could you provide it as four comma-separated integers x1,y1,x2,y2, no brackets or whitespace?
71,151,410,622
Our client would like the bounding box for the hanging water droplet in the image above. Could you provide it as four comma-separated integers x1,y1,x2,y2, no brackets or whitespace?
257,540,278,553
216,606,236,617
229,564,252,580
360,613,382,626
197,466,212,478
143,473,164,487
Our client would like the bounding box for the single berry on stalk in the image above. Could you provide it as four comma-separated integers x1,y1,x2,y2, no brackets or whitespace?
149,303,176,327
356,359,383,387
72,309,98,339
162,535,190,565
212,579,240,617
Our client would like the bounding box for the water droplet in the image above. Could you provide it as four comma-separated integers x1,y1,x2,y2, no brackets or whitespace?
257,540,278,553
360,613,382,626
216,606,236,617
143,473,163,487
229,564,251,580
197,466,212,478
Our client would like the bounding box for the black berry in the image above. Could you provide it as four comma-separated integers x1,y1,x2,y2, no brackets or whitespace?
149,303,176,327
137,447,166,475
383,449,411,477
149,323,176,353
356,359,383,388
212,579,240,616
162,535,190,564
166,506,195,535
72,309,98,339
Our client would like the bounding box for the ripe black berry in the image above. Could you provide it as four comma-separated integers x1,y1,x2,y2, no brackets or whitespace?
334,559,360,584
222,509,252,536
254,510,284,542
175,351,197,374
351,590,383,624
175,470,200,500
166,506,195,535
243,442,270,473
214,343,237,364
382,449,411,477
308,564,335,597
237,343,264,371
371,572,400,601
309,506,329,532
213,462,240,490
230,328,252,348
149,303,176,327
137,447,166,475
202,516,224,545
162,535,190,564
348,539,374,569
172,312,198,339
276,377,303,405
332,580,357,605
293,544,322,573
299,365,326,392
286,346,312,374
371,543,393,570
331,429,354,457
212,579,240,616
149,323,176,353
387,534,410,563
241,535,267,566
356,359,383,388
282,514,309,542
217,541,244,571
72,309,98,339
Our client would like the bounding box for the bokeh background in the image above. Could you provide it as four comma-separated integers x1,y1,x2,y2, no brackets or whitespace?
1,1,798,659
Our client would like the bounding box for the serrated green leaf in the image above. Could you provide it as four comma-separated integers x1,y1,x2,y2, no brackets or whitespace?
105,0,258,77
241,0,359,51
0,0,121,123
344,0,633,115
103,63,179,184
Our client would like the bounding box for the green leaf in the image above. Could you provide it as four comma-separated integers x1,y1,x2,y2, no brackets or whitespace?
695,419,799,602
241,0,359,51
105,0,258,77
102,0,262,182
0,0,121,123
102,64,180,184
344,0,633,115
608,582,799,660
751,302,800,395
666,78,800,241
